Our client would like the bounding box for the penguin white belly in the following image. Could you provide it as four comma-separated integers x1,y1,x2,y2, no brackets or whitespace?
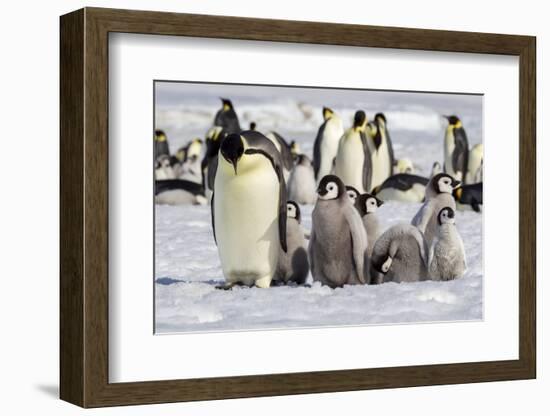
334,137,365,193
318,123,342,182
444,131,457,179
214,156,280,287
370,140,391,189
288,166,316,205
465,144,483,184
377,183,425,202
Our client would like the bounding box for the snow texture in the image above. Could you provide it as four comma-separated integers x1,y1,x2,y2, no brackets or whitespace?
154,83,483,333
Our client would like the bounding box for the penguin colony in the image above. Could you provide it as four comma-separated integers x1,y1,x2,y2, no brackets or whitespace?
155,98,480,288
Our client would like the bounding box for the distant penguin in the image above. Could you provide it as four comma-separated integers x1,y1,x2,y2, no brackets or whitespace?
154,179,207,205
411,173,460,246
393,158,415,175
287,154,317,205
313,107,345,183
428,207,466,281
368,113,395,189
211,131,287,289
266,131,295,180
274,201,309,285
214,98,241,133
370,224,429,284
154,129,170,159
372,174,429,203
309,175,369,288
289,141,301,159
355,193,384,256
443,115,469,181
431,161,443,177
201,126,227,196
249,121,257,131
453,182,483,212
346,186,360,205
465,143,483,184
334,110,372,193
155,155,176,180
180,138,203,183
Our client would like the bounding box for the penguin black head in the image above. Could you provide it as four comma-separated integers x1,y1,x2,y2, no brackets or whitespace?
345,186,360,204
317,175,345,201
444,115,462,127
249,122,256,131
220,133,244,175
432,173,461,195
322,107,334,121
375,113,387,124
220,98,234,111
355,193,384,216
437,207,456,225
353,110,367,129
155,130,167,141
286,201,301,223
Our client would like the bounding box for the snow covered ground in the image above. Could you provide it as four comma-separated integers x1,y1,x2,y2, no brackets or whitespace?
154,82,483,333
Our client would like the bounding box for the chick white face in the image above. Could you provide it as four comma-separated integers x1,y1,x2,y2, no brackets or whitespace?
287,202,298,219
318,181,339,200
365,197,379,214
434,173,459,194
438,207,456,225
346,187,359,204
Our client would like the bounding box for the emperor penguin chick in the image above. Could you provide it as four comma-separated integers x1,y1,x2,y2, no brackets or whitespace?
309,175,369,288
371,224,429,284
274,201,309,285
211,131,288,289
287,154,317,205
411,173,460,247
355,193,384,256
428,207,466,281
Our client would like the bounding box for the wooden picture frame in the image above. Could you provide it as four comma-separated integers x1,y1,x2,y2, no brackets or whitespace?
60,7,536,408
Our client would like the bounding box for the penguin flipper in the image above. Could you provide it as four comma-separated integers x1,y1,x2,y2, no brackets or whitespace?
411,201,432,234
313,123,325,178
360,131,373,192
344,205,368,284
210,191,217,244
277,165,288,253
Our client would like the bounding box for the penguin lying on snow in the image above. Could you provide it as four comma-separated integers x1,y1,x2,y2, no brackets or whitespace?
428,207,466,281
373,173,429,203
211,131,287,289
155,155,177,180
287,154,317,205
354,193,384,256
309,175,369,288
273,201,309,285
411,173,459,247
370,224,429,284
453,182,483,212
155,179,207,205
313,107,344,183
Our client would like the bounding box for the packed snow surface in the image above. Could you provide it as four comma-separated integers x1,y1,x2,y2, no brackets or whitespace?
154,83,483,333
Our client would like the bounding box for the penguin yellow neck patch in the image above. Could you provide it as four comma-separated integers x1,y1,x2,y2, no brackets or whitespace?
156,135,167,142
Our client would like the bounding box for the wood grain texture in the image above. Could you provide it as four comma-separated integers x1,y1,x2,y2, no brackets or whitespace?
59,7,537,408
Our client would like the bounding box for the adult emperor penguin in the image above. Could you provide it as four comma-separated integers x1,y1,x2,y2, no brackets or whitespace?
372,173,429,203
354,193,384,256
453,182,483,212
334,110,372,193
428,207,466,281
368,113,395,189
370,224,429,284
411,173,460,247
273,201,309,285
266,131,295,180
313,107,345,183
211,131,287,289
309,175,369,288
154,129,170,159
346,186,360,205
154,179,207,205
443,115,469,181
287,154,317,205
465,143,483,184
213,98,241,134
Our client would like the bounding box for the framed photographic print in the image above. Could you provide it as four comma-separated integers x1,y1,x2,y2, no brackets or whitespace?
60,7,536,408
